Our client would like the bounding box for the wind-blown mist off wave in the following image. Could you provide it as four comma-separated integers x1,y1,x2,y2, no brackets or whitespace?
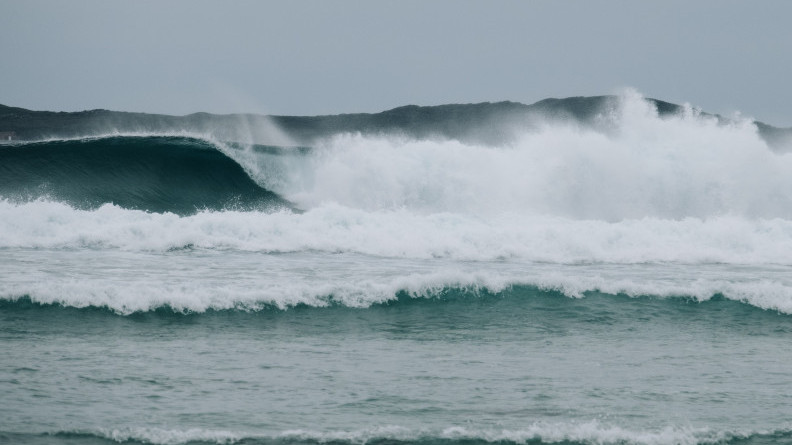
238,91,792,220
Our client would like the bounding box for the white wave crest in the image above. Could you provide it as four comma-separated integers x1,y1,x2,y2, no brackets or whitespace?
234,90,792,221
3,249,791,314
2,200,792,265
61,421,791,445
96,427,240,445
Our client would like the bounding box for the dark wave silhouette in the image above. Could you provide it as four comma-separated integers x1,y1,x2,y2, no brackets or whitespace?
0,135,290,214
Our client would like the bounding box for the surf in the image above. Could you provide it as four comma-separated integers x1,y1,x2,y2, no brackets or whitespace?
2,251,791,315
251,92,792,220
2,201,791,264
6,424,792,445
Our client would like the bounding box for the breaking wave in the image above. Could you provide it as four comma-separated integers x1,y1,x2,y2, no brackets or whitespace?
4,422,791,445
0,135,290,214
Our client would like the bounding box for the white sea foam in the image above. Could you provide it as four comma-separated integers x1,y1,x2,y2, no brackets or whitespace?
95,427,240,445
65,421,788,445
436,422,732,445
2,200,792,265
232,90,792,220
2,247,791,314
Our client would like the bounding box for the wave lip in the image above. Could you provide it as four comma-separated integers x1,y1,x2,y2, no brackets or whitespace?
0,134,291,214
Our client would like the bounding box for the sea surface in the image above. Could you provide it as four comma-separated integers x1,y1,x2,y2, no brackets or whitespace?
2,94,792,445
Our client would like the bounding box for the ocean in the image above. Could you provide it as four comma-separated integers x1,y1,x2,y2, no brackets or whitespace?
2,93,792,445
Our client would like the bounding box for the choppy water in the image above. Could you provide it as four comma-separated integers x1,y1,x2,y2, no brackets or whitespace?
2,93,792,445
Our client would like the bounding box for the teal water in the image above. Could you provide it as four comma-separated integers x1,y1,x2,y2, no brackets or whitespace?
3,285,792,445
0,136,290,214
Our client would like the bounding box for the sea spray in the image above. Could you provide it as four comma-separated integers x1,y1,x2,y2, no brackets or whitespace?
236,92,792,219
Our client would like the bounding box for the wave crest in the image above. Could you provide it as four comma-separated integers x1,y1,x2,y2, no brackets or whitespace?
242,92,792,220
4,271,792,315
10,422,792,445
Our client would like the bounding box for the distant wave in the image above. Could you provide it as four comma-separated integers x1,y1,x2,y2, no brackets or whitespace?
0,135,291,214
3,93,792,219
4,423,791,445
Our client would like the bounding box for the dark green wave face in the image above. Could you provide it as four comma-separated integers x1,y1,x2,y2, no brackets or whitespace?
0,135,290,214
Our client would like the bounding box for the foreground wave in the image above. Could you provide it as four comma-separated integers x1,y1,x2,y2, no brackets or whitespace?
3,280,792,317
4,424,792,445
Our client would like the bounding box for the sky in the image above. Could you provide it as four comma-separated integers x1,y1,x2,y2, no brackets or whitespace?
2,1,791,125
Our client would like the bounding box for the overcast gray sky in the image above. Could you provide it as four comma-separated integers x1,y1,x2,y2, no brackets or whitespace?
2,1,791,125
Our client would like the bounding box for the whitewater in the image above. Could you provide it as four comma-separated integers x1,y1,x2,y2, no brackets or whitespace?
2,92,792,445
